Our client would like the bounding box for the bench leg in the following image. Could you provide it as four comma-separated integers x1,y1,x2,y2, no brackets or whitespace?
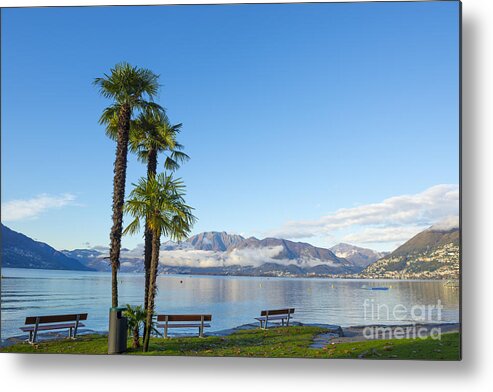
282,319,285,327
164,326,168,339
199,326,204,338
73,318,80,339
32,325,39,344
259,320,263,329
28,330,33,344
69,328,73,339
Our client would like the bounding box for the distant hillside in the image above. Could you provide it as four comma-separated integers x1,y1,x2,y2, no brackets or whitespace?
362,227,460,279
62,245,150,272
1,224,93,271
62,248,112,272
330,243,388,268
387,228,459,258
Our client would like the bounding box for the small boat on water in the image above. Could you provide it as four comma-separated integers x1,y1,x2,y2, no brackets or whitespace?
361,285,390,291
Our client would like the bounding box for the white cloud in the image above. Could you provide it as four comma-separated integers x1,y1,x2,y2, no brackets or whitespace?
158,246,287,268
1,193,77,222
157,246,342,268
342,226,426,244
266,184,459,248
429,216,460,231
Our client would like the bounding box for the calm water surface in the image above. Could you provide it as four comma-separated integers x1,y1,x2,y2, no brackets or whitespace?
0,268,460,341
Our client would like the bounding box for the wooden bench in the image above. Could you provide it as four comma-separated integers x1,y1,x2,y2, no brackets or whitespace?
156,314,212,338
20,313,88,344
255,308,295,329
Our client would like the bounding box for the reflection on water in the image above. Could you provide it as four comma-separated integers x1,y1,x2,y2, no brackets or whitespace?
0,268,459,341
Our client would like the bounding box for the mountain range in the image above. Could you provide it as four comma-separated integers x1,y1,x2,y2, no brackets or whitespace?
65,231,360,275
1,224,460,279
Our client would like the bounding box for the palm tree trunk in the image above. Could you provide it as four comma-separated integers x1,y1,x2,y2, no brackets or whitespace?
109,104,131,308
143,148,158,336
143,229,160,352
132,327,140,349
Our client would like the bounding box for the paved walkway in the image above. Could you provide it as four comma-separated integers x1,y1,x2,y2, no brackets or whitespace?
309,323,460,349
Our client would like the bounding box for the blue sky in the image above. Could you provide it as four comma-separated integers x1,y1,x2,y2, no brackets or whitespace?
1,2,459,252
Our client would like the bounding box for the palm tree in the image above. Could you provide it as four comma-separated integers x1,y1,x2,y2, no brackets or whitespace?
123,304,146,349
124,173,196,352
94,62,160,307
123,304,161,350
129,109,189,314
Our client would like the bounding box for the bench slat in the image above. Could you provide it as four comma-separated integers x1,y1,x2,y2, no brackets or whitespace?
21,322,86,332
255,315,289,321
157,314,212,322
25,313,88,325
260,308,295,316
156,323,210,328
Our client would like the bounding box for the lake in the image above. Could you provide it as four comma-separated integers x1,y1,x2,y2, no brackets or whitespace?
0,268,460,341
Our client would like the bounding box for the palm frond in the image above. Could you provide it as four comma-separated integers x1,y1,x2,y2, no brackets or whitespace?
170,150,190,165
129,108,189,171
164,156,180,171
123,216,142,236
124,173,196,241
94,62,161,117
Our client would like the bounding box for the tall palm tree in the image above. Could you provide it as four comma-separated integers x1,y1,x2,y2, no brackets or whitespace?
94,62,160,307
124,173,196,352
129,109,189,313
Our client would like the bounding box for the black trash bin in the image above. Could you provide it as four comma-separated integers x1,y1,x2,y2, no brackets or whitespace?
108,306,128,354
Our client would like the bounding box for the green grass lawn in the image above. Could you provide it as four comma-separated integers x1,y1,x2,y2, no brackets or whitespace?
0,326,460,360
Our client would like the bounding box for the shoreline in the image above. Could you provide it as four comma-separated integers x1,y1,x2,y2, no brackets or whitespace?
1,267,460,281
0,321,460,348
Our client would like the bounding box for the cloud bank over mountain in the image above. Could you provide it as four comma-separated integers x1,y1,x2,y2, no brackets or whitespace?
266,184,459,248
429,216,460,231
68,230,355,274
90,243,342,269
158,246,287,268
